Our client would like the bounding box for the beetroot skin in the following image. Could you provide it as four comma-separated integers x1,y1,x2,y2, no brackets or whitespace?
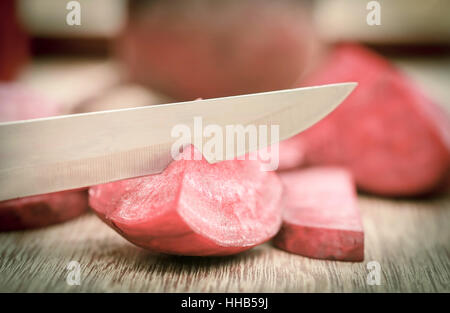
290,44,450,196
0,190,89,231
89,145,283,256
118,0,317,100
274,167,364,262
0,83,89,231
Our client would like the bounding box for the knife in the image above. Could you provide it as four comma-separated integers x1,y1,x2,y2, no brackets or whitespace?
0,82,356,201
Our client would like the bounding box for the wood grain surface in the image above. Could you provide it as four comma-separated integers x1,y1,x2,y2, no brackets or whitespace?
0,56,449,293
0,194,449,292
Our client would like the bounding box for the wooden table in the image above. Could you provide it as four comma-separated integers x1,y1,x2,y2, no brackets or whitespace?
0,194,449,292
0,56,449,293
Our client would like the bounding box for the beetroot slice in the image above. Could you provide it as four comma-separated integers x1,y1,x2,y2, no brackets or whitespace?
89,145,283,256
0,83,89,231
0,190,88,231
295,43,450,196
274,167,364,261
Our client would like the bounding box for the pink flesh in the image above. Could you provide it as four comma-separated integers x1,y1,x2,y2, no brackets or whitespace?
274,167,364,261
295,44,450,196
89,145,283,256
0,83,89,231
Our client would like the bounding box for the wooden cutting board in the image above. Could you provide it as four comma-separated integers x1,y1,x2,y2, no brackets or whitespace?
0,56,449,292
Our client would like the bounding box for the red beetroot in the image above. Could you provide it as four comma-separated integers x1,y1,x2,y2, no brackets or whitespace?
89,145,283,256
0,83,89,231
118,0,317,100
0,191,88,231
293,44,450,196
274,167,364,262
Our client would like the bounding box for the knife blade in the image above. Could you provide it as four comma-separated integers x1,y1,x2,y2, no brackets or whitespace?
0,82,356,201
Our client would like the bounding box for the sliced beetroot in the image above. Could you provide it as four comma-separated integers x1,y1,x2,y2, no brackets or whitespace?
274,167,364,261
293,43,450,196
277,137,306,171
0,83,89,231
0,190,89,231
89,145,283,256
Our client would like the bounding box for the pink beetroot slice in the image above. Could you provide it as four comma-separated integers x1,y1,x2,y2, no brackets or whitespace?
89,145,283,256
0,83,89,231
295,43,450,196
274,167,364,261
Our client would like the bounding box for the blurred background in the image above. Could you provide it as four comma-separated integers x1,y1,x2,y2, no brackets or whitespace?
1,0,449,112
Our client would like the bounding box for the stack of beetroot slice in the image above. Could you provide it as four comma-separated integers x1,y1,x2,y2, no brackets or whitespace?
89,147,364,260
90,145,283,256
